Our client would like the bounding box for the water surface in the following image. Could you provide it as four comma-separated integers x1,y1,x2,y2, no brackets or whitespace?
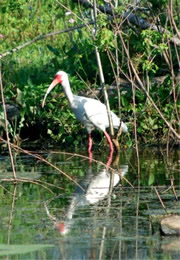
0,147,179,259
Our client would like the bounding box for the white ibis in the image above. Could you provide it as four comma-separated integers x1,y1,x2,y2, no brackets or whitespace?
42,71,128,152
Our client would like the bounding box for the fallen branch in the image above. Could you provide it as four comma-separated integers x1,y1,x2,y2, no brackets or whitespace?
0,23,94,59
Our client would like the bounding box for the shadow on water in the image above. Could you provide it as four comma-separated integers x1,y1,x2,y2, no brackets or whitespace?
0,147,179,259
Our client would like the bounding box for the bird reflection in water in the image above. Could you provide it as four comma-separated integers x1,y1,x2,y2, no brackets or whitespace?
45,153,128,236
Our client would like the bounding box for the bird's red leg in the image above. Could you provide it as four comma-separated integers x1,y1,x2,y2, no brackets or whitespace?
88,133,93,153
104,131,114,153
88,133,93,163
107,150,113,167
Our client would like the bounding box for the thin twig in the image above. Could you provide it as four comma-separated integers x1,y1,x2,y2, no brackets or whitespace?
0,184,14,195
93,0,115,139
167,7,180,122
154,187,167,213
7,184,17,244
169,0,180,39
56,0,93,34
128,58,140,177
0,64,16,179
170,178,178,201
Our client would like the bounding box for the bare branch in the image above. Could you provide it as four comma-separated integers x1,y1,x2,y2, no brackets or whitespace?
0,23,94,59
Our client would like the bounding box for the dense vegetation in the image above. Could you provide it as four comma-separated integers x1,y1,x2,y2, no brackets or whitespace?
0,0,179,150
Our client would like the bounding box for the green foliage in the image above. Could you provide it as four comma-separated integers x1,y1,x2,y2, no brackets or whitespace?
0,0,179,148
97,27,115,50
96,14,115,50
149,0,168,9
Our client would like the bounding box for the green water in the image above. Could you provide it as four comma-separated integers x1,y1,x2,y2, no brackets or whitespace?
0,147,179,259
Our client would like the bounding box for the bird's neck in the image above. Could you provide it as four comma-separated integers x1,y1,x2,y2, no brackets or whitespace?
62,79,74,104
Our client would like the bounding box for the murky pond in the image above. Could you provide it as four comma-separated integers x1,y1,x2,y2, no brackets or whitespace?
0,147,179,259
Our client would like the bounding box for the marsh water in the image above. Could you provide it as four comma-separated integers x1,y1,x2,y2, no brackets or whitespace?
0,147,179,259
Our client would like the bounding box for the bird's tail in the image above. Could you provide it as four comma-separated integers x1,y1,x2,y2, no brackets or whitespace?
120,121,128,133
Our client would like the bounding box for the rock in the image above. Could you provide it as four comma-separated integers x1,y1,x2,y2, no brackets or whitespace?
161,237,180,251
5,104,20,121
160,215,180,235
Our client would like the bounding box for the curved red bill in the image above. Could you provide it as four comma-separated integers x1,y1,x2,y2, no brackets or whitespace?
42,77,60,107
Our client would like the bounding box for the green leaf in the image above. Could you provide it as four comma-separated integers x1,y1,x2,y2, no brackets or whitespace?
47,129,52,135
47,44,59,56
148,173,155,185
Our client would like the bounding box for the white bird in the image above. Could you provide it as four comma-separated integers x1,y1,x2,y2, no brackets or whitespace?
42,71,128,152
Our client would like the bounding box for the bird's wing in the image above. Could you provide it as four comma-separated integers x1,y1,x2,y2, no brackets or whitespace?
83,98,118,131
82,97,128,133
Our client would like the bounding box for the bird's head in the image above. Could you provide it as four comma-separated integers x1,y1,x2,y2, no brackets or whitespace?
42,71,68,107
